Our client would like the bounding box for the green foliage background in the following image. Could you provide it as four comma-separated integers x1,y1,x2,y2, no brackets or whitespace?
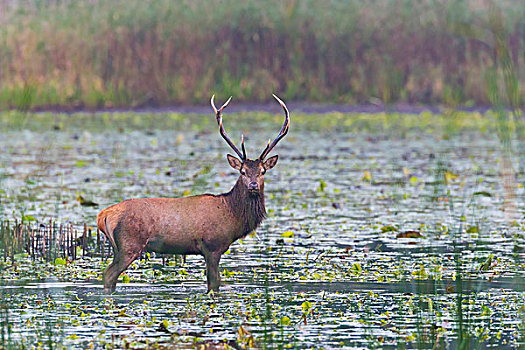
0,0,523,109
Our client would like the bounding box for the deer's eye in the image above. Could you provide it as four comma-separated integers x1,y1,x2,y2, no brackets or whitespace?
240,170,246,176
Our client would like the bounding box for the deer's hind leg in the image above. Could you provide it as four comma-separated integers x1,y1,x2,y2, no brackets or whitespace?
103,227,148,294
103,249,141,294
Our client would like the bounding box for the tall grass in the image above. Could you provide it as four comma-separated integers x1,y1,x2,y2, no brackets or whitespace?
0,0,523,110
483,2,523,224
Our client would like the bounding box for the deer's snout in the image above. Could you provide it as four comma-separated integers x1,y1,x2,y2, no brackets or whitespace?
248,182,259,191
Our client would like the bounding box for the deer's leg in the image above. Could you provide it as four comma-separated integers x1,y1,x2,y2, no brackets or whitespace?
204,252,222,292
103,253,121,294
103,249,141,294
201,242,222,292
103,251,122,294
103,250,140,294
103,224,150,294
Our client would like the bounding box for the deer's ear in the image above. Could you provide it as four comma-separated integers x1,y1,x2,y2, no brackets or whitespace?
227,154,242,170
263,155,278,170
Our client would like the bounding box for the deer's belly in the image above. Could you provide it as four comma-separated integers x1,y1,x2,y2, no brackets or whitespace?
145,235,200,255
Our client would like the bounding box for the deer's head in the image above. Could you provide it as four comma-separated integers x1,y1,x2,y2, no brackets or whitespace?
211,94,290,196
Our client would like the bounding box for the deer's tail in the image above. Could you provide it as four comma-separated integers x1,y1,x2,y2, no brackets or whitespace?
97,210,118,252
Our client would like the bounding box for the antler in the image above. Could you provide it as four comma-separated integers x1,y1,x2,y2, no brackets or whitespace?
259,94,290,160
211,95,246,160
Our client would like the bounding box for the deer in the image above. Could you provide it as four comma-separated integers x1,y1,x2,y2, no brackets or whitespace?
96,94,290,294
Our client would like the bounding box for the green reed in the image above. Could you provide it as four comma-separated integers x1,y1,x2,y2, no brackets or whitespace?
0,0,523,110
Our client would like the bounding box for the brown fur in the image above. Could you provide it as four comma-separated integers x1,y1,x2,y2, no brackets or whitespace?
223,177,266,236
97,158,274,294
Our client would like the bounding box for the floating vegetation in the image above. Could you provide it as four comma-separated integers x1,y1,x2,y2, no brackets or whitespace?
0,110,524,348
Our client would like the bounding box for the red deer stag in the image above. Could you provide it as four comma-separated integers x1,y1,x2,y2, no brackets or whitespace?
97,94,290,293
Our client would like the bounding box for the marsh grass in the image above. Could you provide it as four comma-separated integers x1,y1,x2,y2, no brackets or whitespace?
485,6,525,348
0,219,104,265
0,0,523,109
403,149,511,349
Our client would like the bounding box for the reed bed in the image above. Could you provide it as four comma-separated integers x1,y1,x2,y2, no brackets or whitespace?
0,0,523,110
0,220,108,264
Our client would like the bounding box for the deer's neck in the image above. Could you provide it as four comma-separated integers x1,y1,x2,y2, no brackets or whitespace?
225,179,266,238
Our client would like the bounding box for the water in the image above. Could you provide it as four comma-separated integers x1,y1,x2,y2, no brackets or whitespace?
0,111,524,348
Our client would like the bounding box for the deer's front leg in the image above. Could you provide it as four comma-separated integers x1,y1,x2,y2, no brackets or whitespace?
200,240,222,292
205,252,222,292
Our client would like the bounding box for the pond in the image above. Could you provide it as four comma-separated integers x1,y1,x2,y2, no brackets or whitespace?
0,109,524,349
